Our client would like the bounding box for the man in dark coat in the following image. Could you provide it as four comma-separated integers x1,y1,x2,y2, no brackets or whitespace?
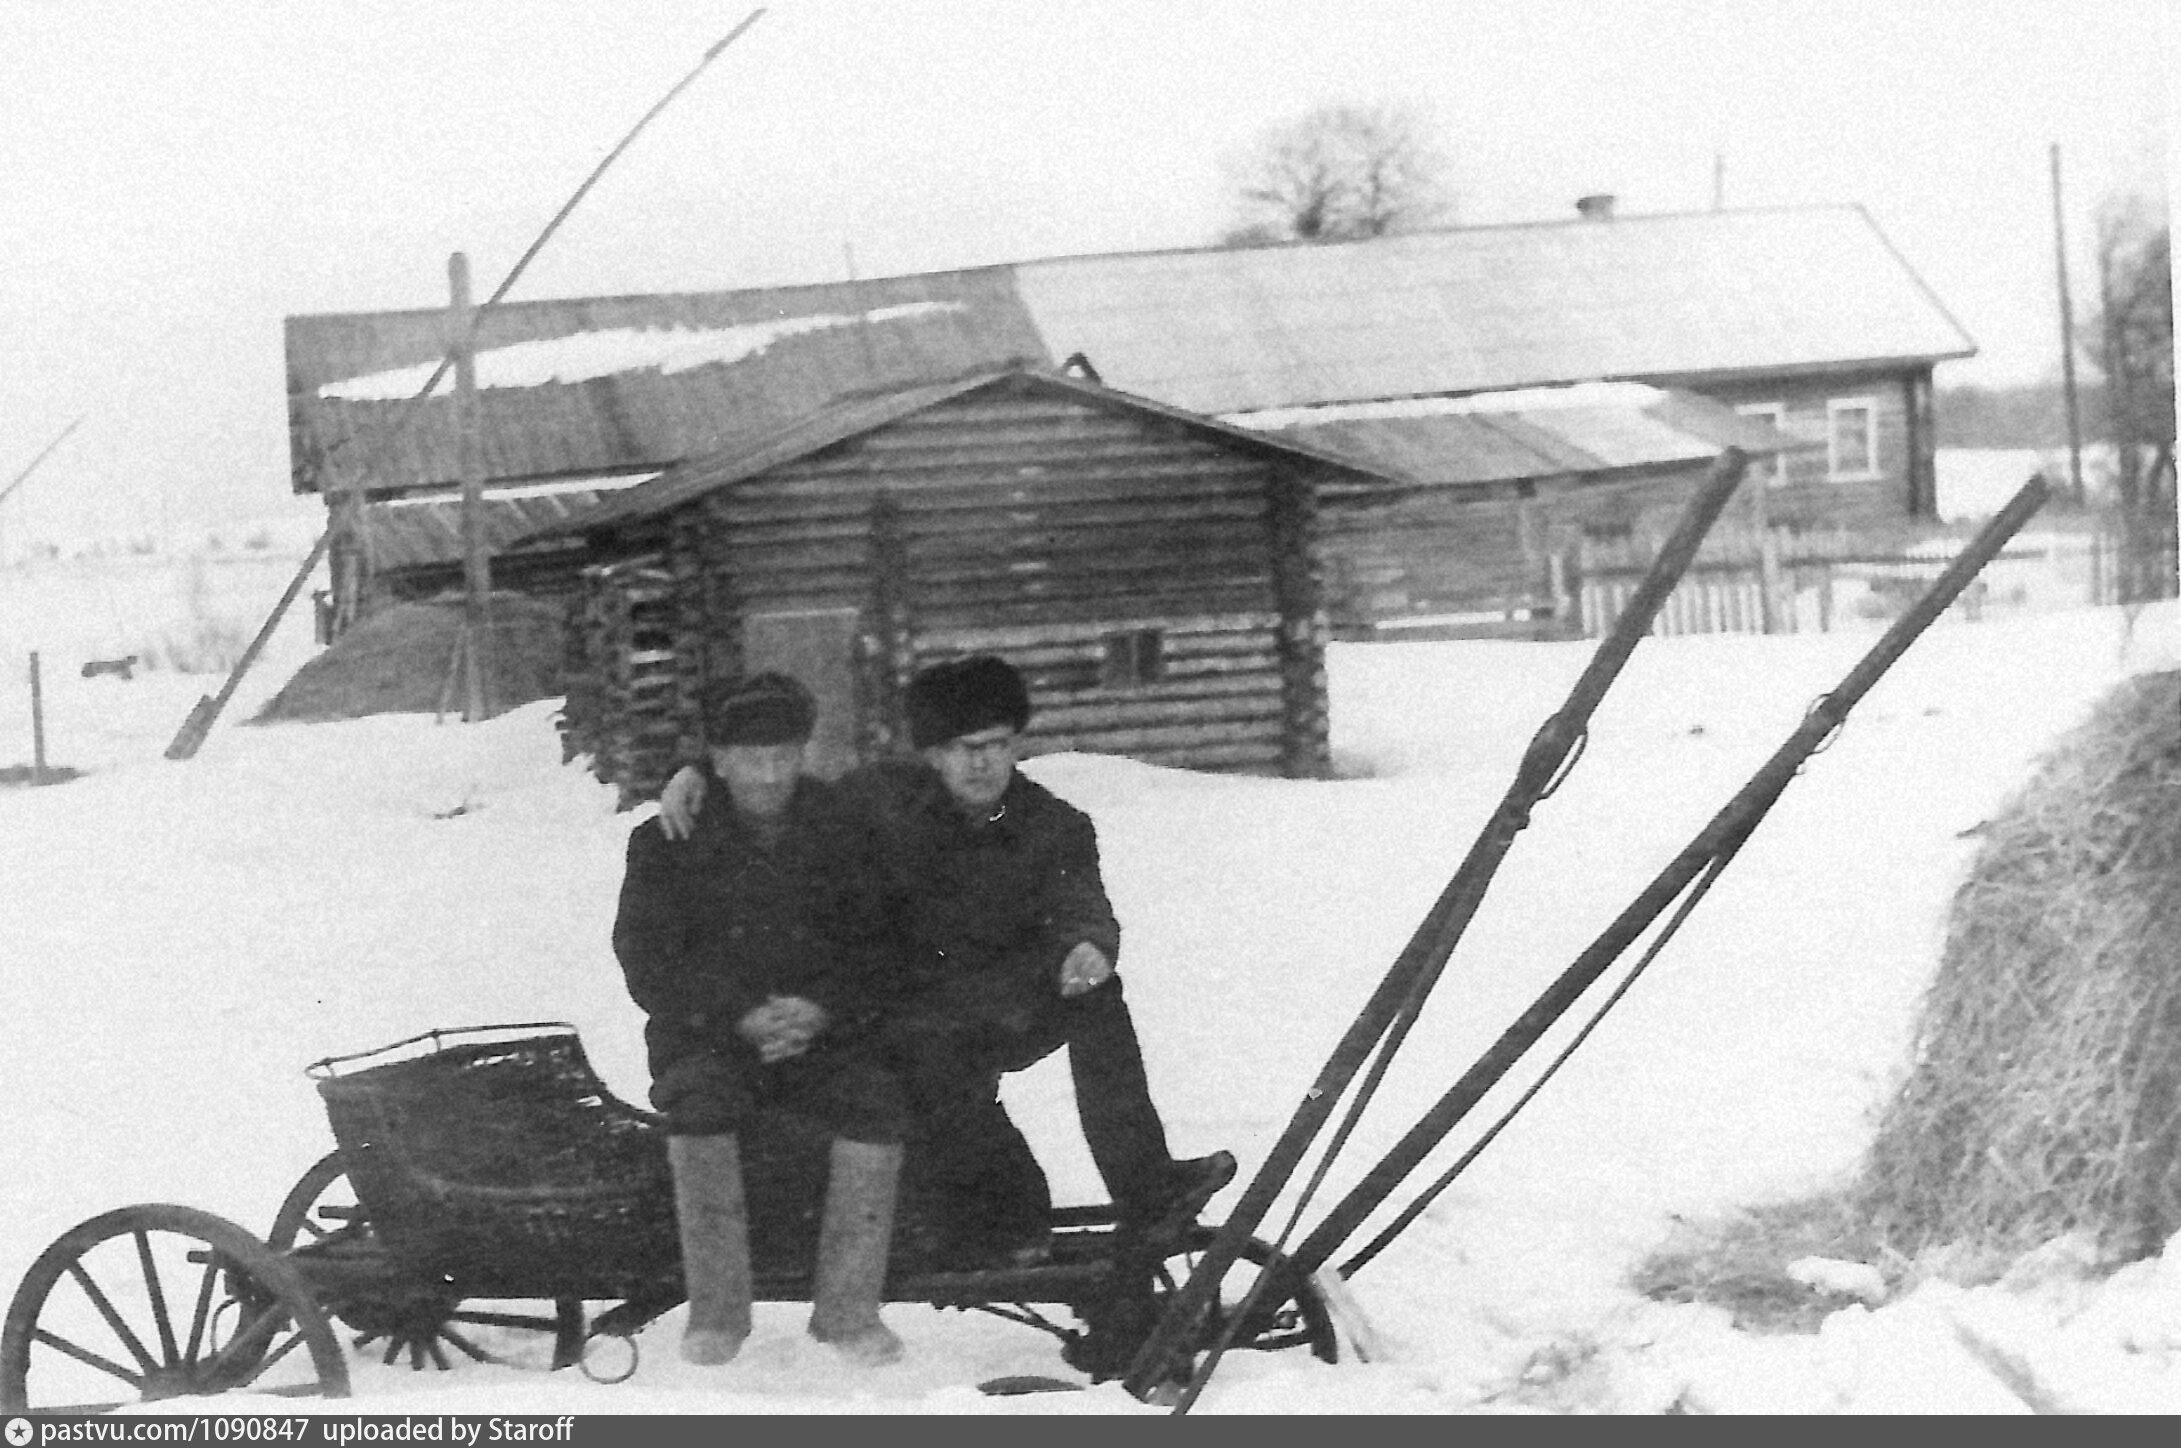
612,672,909,1369
660,656,1233,1266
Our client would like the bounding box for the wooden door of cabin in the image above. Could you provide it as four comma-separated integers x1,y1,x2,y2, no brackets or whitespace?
740,608,861,780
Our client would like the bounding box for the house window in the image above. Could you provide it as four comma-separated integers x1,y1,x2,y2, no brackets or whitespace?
1101,629,1165,688
1734,403,1790,488
1827,399,1880,480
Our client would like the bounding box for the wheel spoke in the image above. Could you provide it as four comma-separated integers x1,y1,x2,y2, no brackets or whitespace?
226,1324,313,1392
434,1326,493,1365
202,1299,286,1381
63,1259,157,1375
30,1326,145,1388
184,1254,219,1366
135,1229,183,1369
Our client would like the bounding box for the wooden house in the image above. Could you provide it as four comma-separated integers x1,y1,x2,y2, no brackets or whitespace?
528,367,1408,800
284,202,1972,632
1239,383,1791,637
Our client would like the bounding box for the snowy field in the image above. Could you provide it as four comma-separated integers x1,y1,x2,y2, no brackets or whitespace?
3,548,2180,1415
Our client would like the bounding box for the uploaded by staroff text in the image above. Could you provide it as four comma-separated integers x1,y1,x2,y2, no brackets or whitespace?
6,1420,580,1447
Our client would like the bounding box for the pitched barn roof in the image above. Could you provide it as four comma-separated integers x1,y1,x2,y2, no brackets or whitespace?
1235,382,1795,489
1021,205,1975,413
288,204,1967,497
525,367,1408,541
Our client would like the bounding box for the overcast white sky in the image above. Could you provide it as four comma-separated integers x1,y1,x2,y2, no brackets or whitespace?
0,0,2170,545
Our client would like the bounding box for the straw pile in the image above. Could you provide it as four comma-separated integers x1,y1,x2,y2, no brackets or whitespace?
1858,666,2181,1264
253,594,568,724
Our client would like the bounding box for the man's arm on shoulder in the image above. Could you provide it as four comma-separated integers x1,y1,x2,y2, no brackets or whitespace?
611,819,690,1018
657,764,710,841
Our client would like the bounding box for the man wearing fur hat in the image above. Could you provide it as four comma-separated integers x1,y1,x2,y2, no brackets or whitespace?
659,656,1232,1265
613,671,910,1369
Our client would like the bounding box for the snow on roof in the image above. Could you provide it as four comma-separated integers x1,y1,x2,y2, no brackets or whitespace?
317,302,967,401
1220,381,1666,430
376,473,658,507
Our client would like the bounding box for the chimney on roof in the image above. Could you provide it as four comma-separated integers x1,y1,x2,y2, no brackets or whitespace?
1575,193,1617,222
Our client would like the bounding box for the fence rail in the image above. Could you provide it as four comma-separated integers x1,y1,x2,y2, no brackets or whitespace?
1578,526,2123,638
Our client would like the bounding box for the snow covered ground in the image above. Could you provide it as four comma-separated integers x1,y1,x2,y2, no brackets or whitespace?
3,549,2179,1414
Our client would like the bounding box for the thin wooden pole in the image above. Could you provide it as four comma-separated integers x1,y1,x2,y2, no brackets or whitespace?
0,417,84,511
164,531,332,760
2052,142,2086,506
29,651,48,785
450,251,492,723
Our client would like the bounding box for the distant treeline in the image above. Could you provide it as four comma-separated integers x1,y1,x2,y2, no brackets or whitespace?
1937,380,2115,449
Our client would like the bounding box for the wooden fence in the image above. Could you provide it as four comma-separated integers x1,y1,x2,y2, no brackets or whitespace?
1578,523,2123,638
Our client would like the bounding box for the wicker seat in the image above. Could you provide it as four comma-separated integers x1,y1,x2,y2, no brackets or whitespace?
310,1024,679,1298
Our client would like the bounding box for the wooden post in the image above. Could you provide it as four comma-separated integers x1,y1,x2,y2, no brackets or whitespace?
450,251,493,723
2051,143,2087,507
1268,467,1330,777
29,651,47,785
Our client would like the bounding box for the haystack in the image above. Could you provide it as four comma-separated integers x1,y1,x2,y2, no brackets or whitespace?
1859,666,2181,1264
253,594,568,724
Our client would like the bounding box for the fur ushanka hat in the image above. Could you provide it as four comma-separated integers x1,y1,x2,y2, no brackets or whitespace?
904,655,1032,749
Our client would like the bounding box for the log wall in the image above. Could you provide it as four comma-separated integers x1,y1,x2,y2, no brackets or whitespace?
568,381,1335,797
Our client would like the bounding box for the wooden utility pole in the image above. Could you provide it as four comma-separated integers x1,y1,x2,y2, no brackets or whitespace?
29,652,48,785
450,250,493,723
2051,142,2087,506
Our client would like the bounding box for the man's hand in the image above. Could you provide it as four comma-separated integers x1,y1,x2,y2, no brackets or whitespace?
1058,941,1114,998
737,994,830,1063
658,765,709,841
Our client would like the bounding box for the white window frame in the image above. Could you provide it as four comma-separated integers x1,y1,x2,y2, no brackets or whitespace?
1826,398,1881,481
1734,402,1790,488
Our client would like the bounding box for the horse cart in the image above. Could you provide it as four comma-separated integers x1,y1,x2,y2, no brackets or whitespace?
1,1022,1335,1412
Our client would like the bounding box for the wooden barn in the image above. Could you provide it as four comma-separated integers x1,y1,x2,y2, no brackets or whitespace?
530,367,1407,801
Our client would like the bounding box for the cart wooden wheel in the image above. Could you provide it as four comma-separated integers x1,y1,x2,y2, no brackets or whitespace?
270,1151,585,1373
0,1203,350,1413
1157,1230,1339,1362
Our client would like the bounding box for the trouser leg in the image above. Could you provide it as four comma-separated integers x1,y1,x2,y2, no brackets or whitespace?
888,1022,1052,1262
1054,977,1177,1218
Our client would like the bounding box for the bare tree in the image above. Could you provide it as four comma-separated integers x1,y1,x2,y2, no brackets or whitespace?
1219,103,1451,247
2089,192,2176,603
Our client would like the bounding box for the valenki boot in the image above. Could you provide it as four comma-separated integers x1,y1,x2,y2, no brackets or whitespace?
667,1133,753,1365
808,1138,906,1366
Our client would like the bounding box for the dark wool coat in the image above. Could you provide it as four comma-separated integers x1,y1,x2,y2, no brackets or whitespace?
611,776,893,1082
834,759,1122,1033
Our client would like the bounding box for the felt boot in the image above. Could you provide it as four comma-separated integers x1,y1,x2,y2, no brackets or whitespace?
668,1133,753,1365
808,1139,906,1366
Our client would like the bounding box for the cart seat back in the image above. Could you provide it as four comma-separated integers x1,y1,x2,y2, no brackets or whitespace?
310,1024,677,1295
